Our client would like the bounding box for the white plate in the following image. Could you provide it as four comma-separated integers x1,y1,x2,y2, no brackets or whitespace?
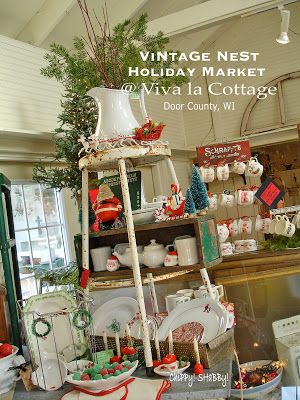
231,360,283,399
93,297,139,336
23,291,86,366
154,362,190,377
128,313,158,340
157,298,228,344
66,360,138,391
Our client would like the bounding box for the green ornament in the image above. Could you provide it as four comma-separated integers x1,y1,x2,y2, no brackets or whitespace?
72,308,92,330
73,372,81,381
31,318,52,338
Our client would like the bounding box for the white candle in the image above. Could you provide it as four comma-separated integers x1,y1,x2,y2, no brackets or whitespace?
193,337,200,364
155,333,161,361
125,323,133,347
115,332,121,357
168,330,174,354
103,331,108,351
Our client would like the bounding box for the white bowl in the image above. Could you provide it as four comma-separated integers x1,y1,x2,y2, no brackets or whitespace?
142,201,164,209
32,358,67,391
154,361,190,377
132,208,155,225
0,346,19,395
231,360,283,399
66,360,138,391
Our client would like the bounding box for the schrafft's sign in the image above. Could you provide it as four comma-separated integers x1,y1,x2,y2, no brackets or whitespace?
196,140,251,167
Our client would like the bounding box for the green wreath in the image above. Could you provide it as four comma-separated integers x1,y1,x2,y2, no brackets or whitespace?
32,318,52,337
72,308,92,330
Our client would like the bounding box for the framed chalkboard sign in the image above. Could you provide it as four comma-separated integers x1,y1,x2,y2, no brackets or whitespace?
197,216,222,268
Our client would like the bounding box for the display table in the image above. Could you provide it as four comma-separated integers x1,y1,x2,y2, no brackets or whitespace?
13,358,232,400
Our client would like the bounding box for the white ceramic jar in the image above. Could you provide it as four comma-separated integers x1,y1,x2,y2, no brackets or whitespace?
0,346,22,395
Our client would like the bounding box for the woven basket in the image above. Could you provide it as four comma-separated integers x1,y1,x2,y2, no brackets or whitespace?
92,328,234,369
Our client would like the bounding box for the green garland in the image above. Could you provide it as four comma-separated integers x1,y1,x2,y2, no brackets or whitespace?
260,229,300,251
32,318,52,337
73,308,92,330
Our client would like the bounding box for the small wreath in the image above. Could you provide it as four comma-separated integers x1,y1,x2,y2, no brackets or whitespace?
32,318,52,337
72,308,92,330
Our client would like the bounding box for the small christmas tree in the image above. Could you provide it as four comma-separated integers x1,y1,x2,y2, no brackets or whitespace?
190,165,209,213
184,188,196,216
79,197,96,230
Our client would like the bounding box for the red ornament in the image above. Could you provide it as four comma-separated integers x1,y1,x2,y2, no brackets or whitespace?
81,374,91,381
0,343,14,357
121,346,136,356
80,269,90,289
153,360,163,368
162,354,177,365
194,363,204,375
110,355,122,364
266,371,278,381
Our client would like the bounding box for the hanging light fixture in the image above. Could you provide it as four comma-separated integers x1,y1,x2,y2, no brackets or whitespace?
276,6,290,44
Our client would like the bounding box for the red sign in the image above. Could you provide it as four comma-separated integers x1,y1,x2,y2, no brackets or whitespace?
196,140,251,167
255,177,285,209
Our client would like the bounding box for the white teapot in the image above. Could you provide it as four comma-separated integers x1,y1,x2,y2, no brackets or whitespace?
140,239,167,268
113,243,144,268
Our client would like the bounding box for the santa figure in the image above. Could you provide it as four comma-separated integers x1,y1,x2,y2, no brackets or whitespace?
91,184,122,231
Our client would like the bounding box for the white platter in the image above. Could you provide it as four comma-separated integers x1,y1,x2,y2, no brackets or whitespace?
93,297,139,336
66,360,138,391
157,298,228,344
154,362,190,377
23,291,86,366
128,313,158,340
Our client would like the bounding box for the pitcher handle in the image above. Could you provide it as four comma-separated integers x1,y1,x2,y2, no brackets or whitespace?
139,87,149,122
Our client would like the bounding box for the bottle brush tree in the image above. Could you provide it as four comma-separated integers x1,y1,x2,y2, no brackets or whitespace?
190,165,209,213
184,187,196,216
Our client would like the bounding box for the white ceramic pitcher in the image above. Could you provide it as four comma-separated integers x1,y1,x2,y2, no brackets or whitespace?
87,87,148,139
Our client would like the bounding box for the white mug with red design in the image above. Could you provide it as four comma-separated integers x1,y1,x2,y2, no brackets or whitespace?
228,219,239,237
238,217,252,234
221,242,234,256
219,193,235,208
255,215,271,233
245,157,263,177
217,224,230,243
208,194,218,211
236,188,254,206
199,166,215,183
232,161,246,175
216,164,230,181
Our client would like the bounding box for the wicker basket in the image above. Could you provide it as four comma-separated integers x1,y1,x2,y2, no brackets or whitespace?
93,328,234,369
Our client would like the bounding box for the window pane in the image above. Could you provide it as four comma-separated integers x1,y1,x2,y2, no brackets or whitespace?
15,230,32,274
11,185,27,230
23,185,45,229
29,228,51,269
48,226,66,269
42,188,60,225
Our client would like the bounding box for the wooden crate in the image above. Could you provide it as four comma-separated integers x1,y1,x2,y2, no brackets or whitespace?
93,328,234,369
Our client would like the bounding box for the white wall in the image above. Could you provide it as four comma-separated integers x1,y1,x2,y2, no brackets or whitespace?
181,2,300,148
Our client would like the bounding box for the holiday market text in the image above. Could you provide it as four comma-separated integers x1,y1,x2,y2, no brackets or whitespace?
126,51,276,100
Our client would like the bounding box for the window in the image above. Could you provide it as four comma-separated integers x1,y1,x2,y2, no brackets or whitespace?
11,183,69,298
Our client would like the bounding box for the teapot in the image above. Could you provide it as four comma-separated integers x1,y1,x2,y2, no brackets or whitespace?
140,239,167,268
113,243,144,268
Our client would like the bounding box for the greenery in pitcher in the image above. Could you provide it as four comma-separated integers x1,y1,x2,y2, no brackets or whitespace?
33,1,188,197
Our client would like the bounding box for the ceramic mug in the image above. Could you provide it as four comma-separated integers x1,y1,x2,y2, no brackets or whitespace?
292,212,300,229
245,157,264,177
219,193,235,208
196,284,224,301
217,224,230,243
208,194,218,211
232,161,246,175
174,236,199,266
234,240,245,253
275,215,295,237
90,246,112,271
236,189,254,206
243,239,257,252
176,289,194,299
199,166,215,183
269,215,281,234
228,219,239,237
238,217,252,234
221,242,234,256
217,164,230,181
255,215,271,234
165,294,190,313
